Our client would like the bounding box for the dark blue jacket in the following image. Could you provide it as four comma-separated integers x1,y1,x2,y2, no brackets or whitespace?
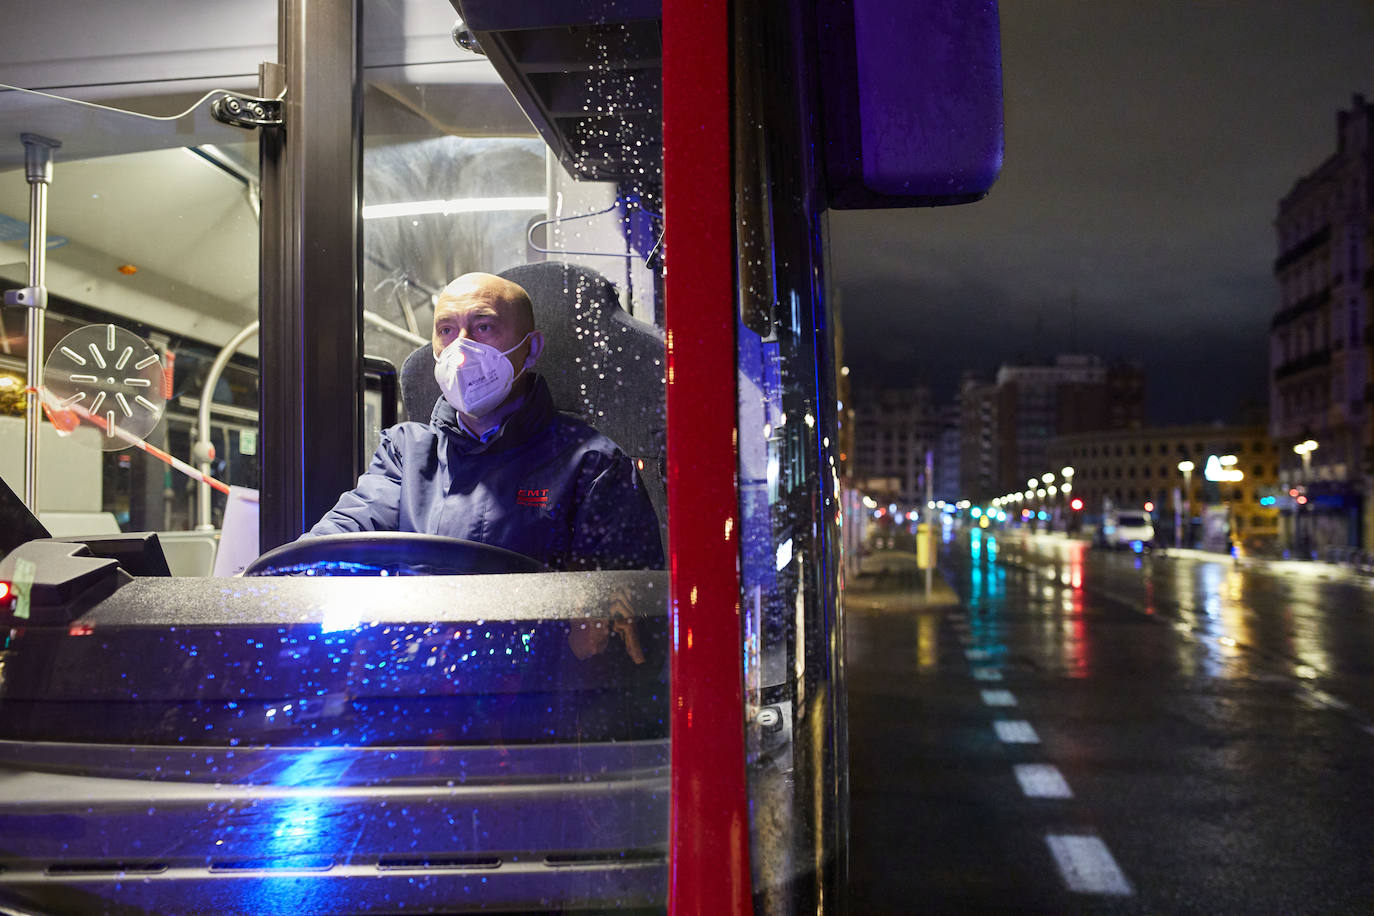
307,376,664,571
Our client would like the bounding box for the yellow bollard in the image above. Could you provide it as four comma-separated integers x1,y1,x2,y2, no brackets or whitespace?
916,523,934,570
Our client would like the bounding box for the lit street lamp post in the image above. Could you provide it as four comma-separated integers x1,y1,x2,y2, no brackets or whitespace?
1040,472,1054,530
1293,439,1318,556
1177,460,1194,548
1061,467,1074,533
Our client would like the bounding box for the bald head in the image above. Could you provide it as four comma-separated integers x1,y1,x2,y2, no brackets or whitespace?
432,272,535,353
431,272,539,358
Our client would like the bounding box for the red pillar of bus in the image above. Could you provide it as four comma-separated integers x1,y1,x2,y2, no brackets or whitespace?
663,1,753,913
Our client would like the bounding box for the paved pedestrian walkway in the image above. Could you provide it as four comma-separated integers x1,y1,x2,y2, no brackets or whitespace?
845,550,960,612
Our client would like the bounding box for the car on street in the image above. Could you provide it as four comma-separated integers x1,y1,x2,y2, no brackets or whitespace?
1101,510,1155,551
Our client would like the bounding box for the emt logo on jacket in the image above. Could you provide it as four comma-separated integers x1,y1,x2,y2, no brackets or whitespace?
517,488,550,507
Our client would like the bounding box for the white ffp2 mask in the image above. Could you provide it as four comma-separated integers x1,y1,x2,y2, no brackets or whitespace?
433,332,533,417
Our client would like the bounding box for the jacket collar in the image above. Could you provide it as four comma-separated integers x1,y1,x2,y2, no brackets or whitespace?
431,374,556,454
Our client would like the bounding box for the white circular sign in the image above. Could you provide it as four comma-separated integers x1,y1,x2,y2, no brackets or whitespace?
43,324,166,451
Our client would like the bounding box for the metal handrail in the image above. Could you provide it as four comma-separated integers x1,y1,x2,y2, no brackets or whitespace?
194,311,424,530
195,320,258,530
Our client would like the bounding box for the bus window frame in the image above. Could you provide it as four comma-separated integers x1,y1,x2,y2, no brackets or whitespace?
258,0,364,552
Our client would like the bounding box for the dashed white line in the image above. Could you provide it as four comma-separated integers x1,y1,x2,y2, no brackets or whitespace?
993,720,1040,743
972,668,1004,682
1046,834,1133,895
1014,764,1073,798
980,689,1016,707
1303,689,1354,714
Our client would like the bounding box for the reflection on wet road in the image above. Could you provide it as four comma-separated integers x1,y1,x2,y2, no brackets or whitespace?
981,531,1374,728
847,529,1374,915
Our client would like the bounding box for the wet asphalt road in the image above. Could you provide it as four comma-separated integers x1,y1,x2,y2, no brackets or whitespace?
846,530,1374,915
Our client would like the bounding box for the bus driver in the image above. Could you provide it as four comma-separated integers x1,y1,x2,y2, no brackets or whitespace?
305,272,664,573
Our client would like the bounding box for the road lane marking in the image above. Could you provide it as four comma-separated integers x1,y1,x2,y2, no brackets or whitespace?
993,720,1040,743
980,689,1016,707
972,668,1003,681
1014,764,1073,798
1303,689,1354,714
1046,834,1133,895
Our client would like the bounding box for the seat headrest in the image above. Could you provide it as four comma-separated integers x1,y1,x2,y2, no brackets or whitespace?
400,344,440,424
498,262,663,459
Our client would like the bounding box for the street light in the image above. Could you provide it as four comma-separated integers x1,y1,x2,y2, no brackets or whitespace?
1293,440,1318,556
1293,439,1318,478
1177,460,1195,548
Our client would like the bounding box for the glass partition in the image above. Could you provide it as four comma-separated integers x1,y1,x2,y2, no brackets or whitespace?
345,9,670,911
0,84,262,565
0,4,670,914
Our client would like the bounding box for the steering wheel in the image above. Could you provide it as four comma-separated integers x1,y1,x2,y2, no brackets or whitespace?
242,532,545,577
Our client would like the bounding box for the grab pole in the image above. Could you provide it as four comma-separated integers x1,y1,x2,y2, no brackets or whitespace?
18,134,61,512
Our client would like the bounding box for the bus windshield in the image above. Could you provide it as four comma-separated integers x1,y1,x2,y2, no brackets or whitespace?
0,3,674,912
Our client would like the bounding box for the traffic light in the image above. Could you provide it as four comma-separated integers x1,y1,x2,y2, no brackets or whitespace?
1070,497,1084,511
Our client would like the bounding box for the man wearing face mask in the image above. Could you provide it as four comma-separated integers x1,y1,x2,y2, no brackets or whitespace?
304,272,663,572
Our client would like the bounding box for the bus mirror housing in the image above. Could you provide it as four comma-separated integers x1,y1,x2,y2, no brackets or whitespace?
819,0,1005,209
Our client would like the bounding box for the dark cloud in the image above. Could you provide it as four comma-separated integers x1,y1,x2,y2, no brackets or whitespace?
831,0,1372,425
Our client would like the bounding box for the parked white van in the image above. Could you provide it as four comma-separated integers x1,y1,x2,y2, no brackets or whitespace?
1102,510,1155,551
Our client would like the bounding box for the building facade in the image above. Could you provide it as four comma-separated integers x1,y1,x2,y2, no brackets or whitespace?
996,355,1107,492
935,402,961,503
1269,93,1373,551
852,385,940,506
963,355,1146,498
957,373,1000,503
1047,425,1281,552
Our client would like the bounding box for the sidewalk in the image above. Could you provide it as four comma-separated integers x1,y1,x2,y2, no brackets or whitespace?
844,551,960,612
1021,529,1374,586
1156,544,1374,584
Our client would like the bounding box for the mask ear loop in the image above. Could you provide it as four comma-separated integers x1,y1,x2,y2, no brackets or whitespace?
507,331,537,378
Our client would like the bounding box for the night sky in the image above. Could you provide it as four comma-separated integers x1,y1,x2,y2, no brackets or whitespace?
830,0,1373,425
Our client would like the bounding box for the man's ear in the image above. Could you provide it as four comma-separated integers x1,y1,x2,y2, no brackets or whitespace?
524,330,545,368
